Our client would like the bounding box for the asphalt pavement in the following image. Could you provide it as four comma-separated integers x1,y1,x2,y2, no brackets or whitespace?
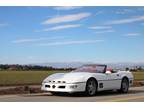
0,86,144,102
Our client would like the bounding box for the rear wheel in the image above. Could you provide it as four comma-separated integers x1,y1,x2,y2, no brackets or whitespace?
119,78,129,93
85,78,97,96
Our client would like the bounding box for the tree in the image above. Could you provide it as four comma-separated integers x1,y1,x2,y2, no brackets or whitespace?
125,67,129,71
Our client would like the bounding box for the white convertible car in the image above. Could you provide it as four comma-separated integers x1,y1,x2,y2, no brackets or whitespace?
41,64,133,96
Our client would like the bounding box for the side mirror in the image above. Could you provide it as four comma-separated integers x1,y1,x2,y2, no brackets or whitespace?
105,71,111,74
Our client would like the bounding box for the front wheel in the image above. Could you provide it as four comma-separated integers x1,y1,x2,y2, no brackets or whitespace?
85,78,97,96
119,78,129,93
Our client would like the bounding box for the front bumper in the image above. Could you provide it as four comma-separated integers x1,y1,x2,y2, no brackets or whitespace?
41,82,86,93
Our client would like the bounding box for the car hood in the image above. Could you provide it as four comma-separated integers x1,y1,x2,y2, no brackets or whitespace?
43,72,92,83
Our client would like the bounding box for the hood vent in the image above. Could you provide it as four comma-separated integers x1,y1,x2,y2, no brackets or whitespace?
48,80,66,83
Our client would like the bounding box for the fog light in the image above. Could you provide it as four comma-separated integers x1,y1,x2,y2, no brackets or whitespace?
70,85,78,89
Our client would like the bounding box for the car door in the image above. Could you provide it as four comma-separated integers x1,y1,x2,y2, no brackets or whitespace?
105,72,121,90
97,73,110,91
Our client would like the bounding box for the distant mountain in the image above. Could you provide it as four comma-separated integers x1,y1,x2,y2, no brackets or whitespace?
107,62,144,69
34,62,93,68
33,62,144,69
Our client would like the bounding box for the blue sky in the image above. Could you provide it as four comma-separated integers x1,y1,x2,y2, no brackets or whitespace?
0,6,144,64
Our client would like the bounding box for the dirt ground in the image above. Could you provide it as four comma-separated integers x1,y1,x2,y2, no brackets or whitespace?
0,81,143,95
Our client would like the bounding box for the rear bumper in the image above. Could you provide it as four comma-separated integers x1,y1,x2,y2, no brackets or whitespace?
41,82,86,93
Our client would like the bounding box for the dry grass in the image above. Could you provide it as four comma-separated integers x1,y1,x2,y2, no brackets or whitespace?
133,71,144,81
0,70,143,86
0,70,68,86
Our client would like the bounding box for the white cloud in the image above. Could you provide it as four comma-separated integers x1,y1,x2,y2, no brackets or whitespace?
0,23,9,27
136,7,144,11
125,33,141,37
95,9,135,16
95,11,105,15
89,26,112,30
94,30,114,34
115,9,135,14
12,37,64,43
37,39,104,46
41,12,91,24
40,24,81,31
106,16,144,25
89,26,114,34
115,11,128,15
53,6,82,10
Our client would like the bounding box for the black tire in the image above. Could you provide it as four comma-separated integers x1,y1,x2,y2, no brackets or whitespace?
119,78,129,93
85,78,97,96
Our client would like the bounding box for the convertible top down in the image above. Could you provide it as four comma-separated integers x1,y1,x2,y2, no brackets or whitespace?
41,64,133,96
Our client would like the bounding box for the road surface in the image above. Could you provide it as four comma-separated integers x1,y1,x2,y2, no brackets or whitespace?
0,86,144,102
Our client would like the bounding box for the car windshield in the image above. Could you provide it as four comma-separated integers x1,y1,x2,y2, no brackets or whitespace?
72,65,106,73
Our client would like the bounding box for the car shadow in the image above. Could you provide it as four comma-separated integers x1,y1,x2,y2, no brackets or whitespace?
22,89,144,98
57,89,144,97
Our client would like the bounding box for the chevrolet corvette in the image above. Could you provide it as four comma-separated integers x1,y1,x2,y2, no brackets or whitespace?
41,64,133,96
